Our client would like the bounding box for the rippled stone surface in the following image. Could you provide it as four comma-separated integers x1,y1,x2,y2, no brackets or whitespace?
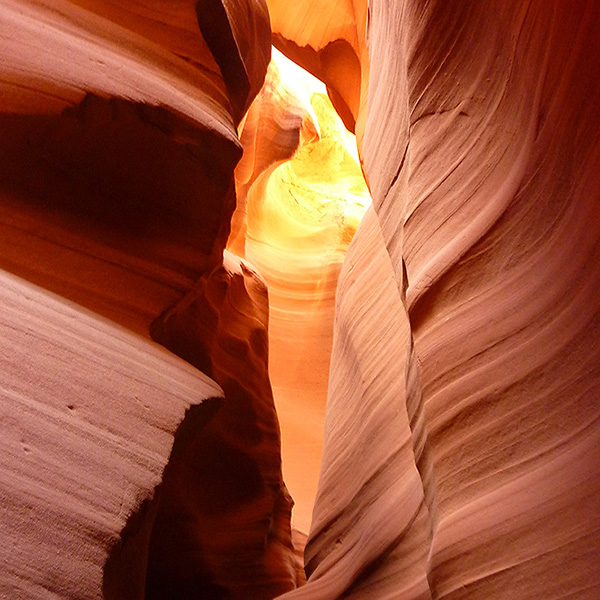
270,0,600,598
0,1,296,598
0,270,224,600
2,0,599,598
149,251,296,599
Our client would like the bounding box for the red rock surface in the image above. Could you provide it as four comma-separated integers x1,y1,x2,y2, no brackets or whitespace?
0,270,223,599
0,1,295,598
271,0,600,598
149,251,297,598
267,0,370,137
2,0,600,598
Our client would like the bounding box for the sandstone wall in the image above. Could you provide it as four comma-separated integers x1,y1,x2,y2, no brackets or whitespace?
0,1,297,598
271,0,600,598
2,0,599,598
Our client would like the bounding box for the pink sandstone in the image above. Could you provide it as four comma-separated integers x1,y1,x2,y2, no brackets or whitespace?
0,0,599,598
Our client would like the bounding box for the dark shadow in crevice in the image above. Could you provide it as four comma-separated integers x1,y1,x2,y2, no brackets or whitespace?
0,94,239,251
102,397,223,600
195,0,250,122
0,94,240,333
103,491,161,600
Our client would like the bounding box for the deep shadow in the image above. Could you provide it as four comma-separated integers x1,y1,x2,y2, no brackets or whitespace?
0,94,240,251
195,0,250,121
103,397,223,600
0,94,241,333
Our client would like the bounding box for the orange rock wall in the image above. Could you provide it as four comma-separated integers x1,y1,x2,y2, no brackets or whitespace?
2,0,600,598
0,270,224,600
267,0,370,138
0,1,297,598
229,53,370,532
272,0,600,598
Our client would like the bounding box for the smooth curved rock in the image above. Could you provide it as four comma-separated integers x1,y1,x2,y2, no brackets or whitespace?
3,0,600,597
0,270,223,600
266,0,370,137
228,50,321,257
0,0,247,336
274,0,600,598
196,0,271,122
0,1,291,597
275,206,433,599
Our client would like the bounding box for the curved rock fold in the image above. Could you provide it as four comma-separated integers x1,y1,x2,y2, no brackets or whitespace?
1,0,599,599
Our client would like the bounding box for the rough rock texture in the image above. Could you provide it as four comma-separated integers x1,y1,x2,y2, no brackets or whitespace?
272,0,600,598
149,251,297,598
229,51,370,532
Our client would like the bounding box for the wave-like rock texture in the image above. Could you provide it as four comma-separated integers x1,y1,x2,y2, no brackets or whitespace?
149,251,297,598
0,0,297,598
230,52,371,532
195,0,271,122
0,0,248,336
276,206,433,599
0,270,223,600
274,0,600,598
3,0,600,597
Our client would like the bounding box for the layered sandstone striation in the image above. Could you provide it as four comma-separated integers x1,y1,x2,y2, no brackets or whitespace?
267,0,370,138
0,270,224,600
271,0,600,598
0,0,298,598
2,0,600,599
0,0,244,335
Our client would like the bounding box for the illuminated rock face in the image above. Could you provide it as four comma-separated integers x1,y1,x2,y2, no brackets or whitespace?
270,0,600,598
230,51,370,533
266,0,370,138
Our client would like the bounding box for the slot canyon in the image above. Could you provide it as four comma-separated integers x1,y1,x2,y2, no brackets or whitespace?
0,0,599,599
